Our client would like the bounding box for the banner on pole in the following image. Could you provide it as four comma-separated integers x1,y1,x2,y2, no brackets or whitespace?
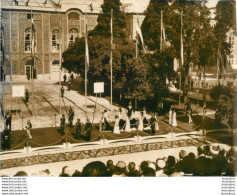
12,86,25,97
94,82,104,93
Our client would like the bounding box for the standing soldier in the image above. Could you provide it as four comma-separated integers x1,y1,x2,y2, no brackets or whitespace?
60,114,66,134
71,73,74,83
5,111,12,131
61,85,65,98
75,118,82,139
68,107,74,128
25,89,29,103
2,127,11,150
63,74,67,83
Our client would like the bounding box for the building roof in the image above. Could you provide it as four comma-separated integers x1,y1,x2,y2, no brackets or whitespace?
0,0,150,14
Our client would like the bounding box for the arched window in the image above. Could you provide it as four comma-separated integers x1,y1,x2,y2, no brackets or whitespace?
52,29,60,52
24,27,36,52
69,28,79,47
68,12,79,20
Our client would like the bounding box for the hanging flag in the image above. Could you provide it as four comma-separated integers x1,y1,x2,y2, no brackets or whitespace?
136,17,147,52
85,17,89,68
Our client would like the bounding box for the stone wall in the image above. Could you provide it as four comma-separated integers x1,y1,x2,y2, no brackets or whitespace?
1,137,207,169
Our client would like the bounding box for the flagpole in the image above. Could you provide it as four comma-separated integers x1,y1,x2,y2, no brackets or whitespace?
59,8,62,115
136,12,138,59
160,10,163,51
31,7,35,116
110,9,113,110
85,12,87,113
179,10,183,106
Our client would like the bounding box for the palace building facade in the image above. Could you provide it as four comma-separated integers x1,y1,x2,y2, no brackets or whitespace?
0,0,145,81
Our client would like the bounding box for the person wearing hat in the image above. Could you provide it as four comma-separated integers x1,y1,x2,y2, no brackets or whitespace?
112,161,127,177
60,114,66,134
25,120,32,139
155,158,168,177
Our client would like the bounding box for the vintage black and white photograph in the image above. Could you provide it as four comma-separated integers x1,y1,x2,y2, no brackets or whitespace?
0,0,236,178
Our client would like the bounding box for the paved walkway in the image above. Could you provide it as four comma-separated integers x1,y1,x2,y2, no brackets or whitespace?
0,78,221,132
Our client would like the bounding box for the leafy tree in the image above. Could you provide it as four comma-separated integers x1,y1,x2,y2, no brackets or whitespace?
214,0,235,78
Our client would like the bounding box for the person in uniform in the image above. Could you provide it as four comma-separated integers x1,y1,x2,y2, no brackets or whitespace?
25,89,29,103
60,114,66,134
61,85,65,98
75,118,82,139
71,73,74,83
63,74,67,83
68,107,74,128
5,111,12,131
2,126,11,150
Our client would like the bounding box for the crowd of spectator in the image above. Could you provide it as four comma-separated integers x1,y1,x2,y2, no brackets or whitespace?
3,144,235,177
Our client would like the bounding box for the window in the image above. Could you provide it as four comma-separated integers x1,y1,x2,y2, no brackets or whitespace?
52,60,60,74
52,29,60,52
27,14,32,19
68,12,79,20
69,28,79,46
24,28,36,52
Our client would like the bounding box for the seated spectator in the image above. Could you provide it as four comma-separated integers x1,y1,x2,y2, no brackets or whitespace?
179,150,187,160
60,166,74,177
176,152,195,174
164,156,176,176
142,167,156,177
194,146,213,176
106,160,114,169
112,161,127,177
14,171,28,177
38,169,51,176
204,145,211,157
106,160,116,176
155,158,168,177
139,161,149,175
81,161,109,177
72,170,82,177
210,145,220,157
126,162,140,177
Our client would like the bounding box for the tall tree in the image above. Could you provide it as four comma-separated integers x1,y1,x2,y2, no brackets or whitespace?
214,0,235,79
